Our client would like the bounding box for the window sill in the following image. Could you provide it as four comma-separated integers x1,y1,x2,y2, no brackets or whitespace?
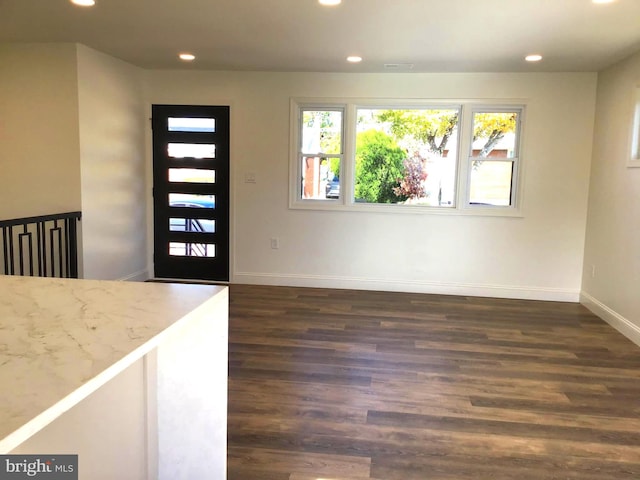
289,200,523,218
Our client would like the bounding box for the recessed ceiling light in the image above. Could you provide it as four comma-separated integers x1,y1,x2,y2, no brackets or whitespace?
319,0,342,5
347,56,362,63
179,53,196,61
593,0,615,3
525,54,543,62
70,0,95,6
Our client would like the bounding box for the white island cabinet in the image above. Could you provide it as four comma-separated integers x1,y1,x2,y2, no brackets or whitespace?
0,276,228,480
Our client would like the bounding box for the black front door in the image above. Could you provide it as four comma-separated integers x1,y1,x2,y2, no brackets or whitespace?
152,105,229,281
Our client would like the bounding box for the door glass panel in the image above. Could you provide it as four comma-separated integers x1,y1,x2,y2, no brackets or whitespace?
169,242,216,257
168,193,215,209
169,218,215,233
168,143,216,159
168,117,216,133
169,168,216,183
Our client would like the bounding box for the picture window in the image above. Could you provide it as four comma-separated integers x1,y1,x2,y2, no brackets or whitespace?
290,99,524,215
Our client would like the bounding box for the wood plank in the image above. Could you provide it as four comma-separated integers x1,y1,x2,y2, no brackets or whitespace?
227,447,371,479
227,284,640,479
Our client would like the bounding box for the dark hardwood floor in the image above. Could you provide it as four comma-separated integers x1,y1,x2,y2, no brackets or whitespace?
227,285,640,479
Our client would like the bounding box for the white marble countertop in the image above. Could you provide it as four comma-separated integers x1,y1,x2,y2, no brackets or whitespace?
0,276,226,453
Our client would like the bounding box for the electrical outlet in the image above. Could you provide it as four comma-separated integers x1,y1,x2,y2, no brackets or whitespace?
270,237,279,249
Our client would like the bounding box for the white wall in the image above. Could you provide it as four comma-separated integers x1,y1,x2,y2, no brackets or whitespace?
0,43,81,219
145,71,597,301
581,50,640,345
155,289,229,480
0,47,600,296
77,45,147,281
12,358,148,480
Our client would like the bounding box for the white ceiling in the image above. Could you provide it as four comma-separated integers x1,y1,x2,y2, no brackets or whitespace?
1,0,640,73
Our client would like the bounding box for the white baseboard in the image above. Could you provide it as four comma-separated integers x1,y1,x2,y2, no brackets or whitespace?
580,291,640,347
117,269,150,282
233,272,580,302
147,277,228,286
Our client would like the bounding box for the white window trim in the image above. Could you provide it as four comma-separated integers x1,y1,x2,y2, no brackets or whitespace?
461,106,524,211
628,85,640,168
289,97,526,217
290,101,346,205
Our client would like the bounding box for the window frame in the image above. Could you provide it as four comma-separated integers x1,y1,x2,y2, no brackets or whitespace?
462,106,524,210
289,98,526,216
293,103,346,203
